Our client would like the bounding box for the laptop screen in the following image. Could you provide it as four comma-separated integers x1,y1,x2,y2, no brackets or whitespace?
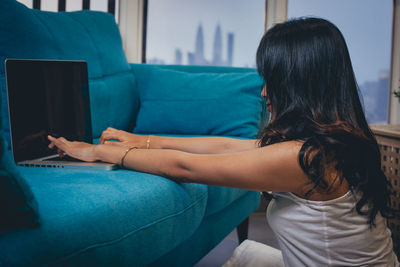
6,59,92,163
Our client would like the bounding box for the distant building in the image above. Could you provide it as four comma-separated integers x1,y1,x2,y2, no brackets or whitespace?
175,49,183,65
212,24,223,66
376,71,390,122
359,70,389,124
189,24,207,65
187,52,195,65
147,58,165,65
186,23,235,67
226,33,234,66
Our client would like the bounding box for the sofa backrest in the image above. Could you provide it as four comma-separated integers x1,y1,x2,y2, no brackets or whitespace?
130,64,266,139
0,0,140,145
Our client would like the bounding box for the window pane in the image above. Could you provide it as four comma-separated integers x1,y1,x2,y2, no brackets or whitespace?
66,0,83,11
41,0,58,11
146,0,265,67
17,0,32,8
288,0,393,124
90,0,107,12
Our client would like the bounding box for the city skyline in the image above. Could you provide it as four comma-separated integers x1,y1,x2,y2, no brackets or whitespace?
359,70,390,124
146,0,265,67
188,24,234,66
149,23,237,67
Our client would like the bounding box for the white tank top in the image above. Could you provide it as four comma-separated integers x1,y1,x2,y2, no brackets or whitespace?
267,191,399,266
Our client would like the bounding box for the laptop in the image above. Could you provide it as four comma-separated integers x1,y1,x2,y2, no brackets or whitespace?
5,59,117,170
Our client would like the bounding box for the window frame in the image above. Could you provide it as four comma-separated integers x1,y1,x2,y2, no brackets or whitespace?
118,0,147,63
389,0,400,124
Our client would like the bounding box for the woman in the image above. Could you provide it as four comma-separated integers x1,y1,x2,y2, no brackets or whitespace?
48,18,399,266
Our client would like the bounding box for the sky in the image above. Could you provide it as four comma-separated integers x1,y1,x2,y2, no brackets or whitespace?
146,0,266,67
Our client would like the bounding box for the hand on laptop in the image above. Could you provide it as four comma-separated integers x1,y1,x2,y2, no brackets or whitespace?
99,127,147,149
48,135,98,162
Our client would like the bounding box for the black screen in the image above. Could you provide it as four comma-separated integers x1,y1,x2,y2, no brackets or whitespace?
6,59,92,162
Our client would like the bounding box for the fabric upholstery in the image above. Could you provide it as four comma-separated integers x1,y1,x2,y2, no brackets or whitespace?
0,0,139,144
130,63,262,74
0,135,40,236
0,76,39,235
131,64,264,138
0,167,208,266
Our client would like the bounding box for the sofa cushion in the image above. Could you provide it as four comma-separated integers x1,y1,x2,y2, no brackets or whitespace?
0,0,139,144
0,77,39,235
0,167,208,266
131,65,264,138
0,142,39,235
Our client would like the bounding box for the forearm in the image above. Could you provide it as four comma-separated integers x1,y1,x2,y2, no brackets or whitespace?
94,144,247,186
148,136,259,154
95,144,190,182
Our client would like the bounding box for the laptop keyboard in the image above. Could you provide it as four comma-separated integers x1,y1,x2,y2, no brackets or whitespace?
46,155,84,162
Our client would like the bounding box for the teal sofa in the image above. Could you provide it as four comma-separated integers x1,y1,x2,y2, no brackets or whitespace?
0,1,264,266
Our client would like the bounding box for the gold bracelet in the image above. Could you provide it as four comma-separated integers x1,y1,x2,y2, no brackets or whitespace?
120,146,138,168
146,136,151,149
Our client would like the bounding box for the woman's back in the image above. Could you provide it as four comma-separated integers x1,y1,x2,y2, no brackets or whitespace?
267,191,399,266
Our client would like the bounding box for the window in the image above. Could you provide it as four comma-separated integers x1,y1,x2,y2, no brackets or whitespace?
145,0,266,67
288,0,393,124
17,0,119,22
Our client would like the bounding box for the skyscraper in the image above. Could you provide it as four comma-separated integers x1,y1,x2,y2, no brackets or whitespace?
175,49,183,65
186,23,235,67
212,24,223,66
227,33,234,66
193,24,206,65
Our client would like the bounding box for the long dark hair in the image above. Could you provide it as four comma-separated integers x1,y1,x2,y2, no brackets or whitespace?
256,17,394,225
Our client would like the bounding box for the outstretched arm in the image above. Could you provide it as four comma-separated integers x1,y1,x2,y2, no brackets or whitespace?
99,127,259,154
48,135,308,194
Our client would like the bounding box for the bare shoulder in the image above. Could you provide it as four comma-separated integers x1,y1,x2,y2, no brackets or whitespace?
256,141,309,190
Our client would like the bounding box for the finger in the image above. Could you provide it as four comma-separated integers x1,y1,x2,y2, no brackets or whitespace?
48,136,68,151
58,137,69,143
107,127,121,135
100,129,115,144
48,142,55,149
100,131,109,144
48,136,56,149
99,130,107,144
48,135,68,145
48,136,60,149
101,132,121,143
104,140,120,146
